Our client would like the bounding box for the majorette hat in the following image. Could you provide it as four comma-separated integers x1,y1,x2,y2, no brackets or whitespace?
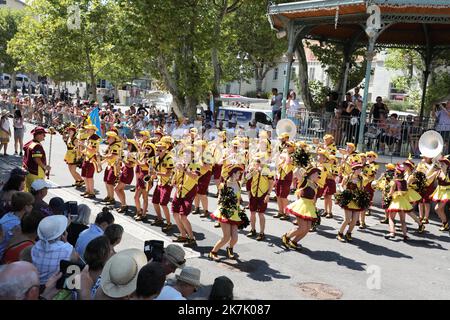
31,127,48,136
403,159,415,169
306,167,321,177
351,162,364,170
385,163,396,171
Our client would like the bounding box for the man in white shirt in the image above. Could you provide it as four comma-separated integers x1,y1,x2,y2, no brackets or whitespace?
155,266,201,300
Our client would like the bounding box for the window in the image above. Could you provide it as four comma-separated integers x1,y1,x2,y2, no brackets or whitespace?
309,67,315,81
291,67,296,80
225,84,231,94
273,68,279,80
255,112,272,125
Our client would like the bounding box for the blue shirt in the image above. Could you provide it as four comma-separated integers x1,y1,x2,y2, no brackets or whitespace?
0,212,21,260
75,224,104,258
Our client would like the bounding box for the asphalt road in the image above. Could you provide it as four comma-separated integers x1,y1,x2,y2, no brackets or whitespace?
1,127,449,300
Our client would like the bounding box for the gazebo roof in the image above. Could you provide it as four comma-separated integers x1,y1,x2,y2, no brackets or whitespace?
269,0,450,48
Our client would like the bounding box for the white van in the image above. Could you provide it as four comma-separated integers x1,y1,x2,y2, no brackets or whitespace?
0,74,11,88
15,74,30,88
216,106,273,129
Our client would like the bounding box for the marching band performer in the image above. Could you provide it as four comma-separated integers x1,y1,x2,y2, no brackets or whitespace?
245,152,275,242
430,156,450,231
211,131,227,195
322,154,338,219
337,162,365,242
152,141,175,231
171,147,201,247
209,165,246,260
276,132,290,153
402,159,426,233
101,131,122,205
80,125,101,199
115,139,138,213
385,164,414,240
416,156,439,224
134,140,156,221
130,130,151,193
337,143,358,183
274,141,295,221
23,127,50,192
193,140,214,218
282,167,321,250
63,123,83,187
315,149,329,221
323,134,337,155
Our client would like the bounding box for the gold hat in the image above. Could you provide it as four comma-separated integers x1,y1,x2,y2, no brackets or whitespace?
194,140,207,147
279,132,290,140
106,131,119,139
155,142,168,149
161,136,174,145
190,128,198,134
323,134,334,141
231,139,240,147
127,139,139,151
139,130,151,137
346,143,356,150
84,124,98,131
385,163,396,171
366,151,378,158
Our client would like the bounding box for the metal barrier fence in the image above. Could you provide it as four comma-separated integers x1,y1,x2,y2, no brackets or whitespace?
290,111,438,158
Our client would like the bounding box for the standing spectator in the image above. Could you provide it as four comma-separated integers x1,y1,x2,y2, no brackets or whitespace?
370,96,389,123
323,92,338,120
13,109,24,156
75,208,114,258
155,266,202,300
0,110,11,156
0,192,34,260
31,215,79,285
209,276,234,300
104,224,124,255
78,236,111,300
400,115,414,154
271,88,282,126
352,87,362,103
132,262,166,300
30,180,52,216
433,101,450,154
2,211,44,264
95,248,147,300
66,204,90,246
380,113,401,155
345,101,362,144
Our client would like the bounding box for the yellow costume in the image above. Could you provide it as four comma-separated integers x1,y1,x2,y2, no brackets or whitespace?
211,182,243,225
286,180,318,221
387,179,413,212
430,173,450,203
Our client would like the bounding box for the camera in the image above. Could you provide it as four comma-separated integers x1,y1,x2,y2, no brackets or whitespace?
144,240,164,262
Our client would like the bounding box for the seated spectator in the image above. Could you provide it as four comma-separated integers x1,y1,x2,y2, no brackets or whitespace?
95,248,147,300
132,262,166,300
66,204,90,246
48,197,65,215
0,192,34,260
75,208,114,258
104,224,124,255
2,210,44,264
160,244,186,276
209,276,234,300
0,169,26,216
30,180,52,216
78,236,111,300
0,261,62,300
155,267,202,300
31,215,79,285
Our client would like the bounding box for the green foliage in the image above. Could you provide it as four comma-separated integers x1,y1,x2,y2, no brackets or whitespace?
308,80,330,111
0,8,24,74
426,71,450,107
244,90,270,99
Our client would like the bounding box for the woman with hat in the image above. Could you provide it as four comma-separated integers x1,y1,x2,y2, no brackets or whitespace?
81,125,101,199
282,167,321,250
13,109,24,156
430,156,450,231
322,134,337,156
134,140,156,221
0,109,11,156
115,139,139,213
211,131,227,196
415,156,439,224
22,126,50,192
274,141,295,221
31,215,79,285
385,164,414,240
401,159,426,233
314,149,329,226
322,154,338,219
337,162,365,242
193,140,213,217
100,131,123,205
209,165,246,260
63,123,84,187
171,147,201,247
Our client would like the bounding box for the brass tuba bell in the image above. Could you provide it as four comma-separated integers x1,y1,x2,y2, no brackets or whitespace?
419,130,444,159
276,119,297,140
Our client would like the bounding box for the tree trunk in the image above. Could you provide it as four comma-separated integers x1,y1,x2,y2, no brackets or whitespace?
295,42,314,111
84,43,96,101
10,71,16,92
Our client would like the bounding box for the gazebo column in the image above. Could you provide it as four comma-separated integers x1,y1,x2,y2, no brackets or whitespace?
281,22,297,120
419,24,433,122
357,38,376,152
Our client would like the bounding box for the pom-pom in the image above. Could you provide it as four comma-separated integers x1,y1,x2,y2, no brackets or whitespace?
353,189,371,210
238,208,250,230
218,186,238,219
335,189,353,207
293,147,310,168
382,183,392,209
412,171,426,194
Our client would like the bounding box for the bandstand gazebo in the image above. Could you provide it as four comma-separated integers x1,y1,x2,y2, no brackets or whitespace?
268,0,450,150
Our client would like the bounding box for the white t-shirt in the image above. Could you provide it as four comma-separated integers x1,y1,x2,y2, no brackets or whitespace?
155,285,186,300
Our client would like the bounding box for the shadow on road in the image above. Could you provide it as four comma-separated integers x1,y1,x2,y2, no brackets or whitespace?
300,248,367,271
220,259,291,282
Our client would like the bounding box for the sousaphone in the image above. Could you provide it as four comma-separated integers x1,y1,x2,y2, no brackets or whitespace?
419,130,444,159
276,119,297,140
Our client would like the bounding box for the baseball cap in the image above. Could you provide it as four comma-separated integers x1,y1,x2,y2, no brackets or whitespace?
31,179,51,192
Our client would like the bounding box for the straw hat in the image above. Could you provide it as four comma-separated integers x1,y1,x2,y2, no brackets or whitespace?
163,245,186,269
176,267,202,288
37,215,68,242
0,109,9,118
101,248,148,298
